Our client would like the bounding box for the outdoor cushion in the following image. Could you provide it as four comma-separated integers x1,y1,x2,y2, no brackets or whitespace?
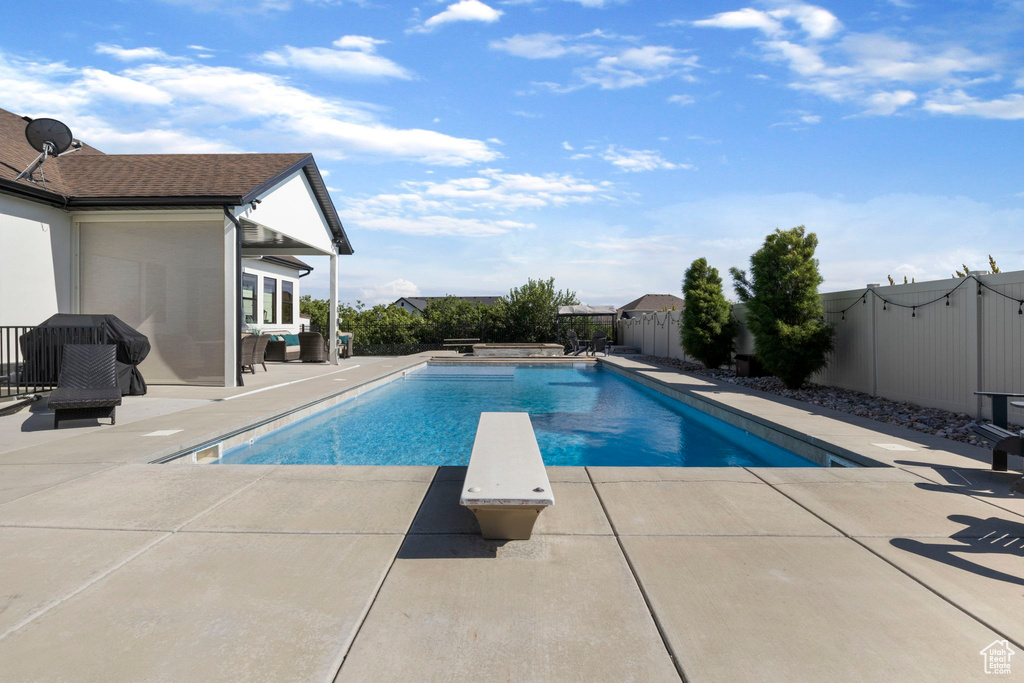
283,334,300,346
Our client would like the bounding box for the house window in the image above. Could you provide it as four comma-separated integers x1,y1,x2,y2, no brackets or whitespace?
282,281,294,325
263,277,277,324
242,273,258,324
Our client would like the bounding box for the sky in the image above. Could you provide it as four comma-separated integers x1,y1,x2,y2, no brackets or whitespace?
2,0,1023,306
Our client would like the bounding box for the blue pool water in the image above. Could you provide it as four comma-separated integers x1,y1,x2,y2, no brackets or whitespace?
219,365,816,467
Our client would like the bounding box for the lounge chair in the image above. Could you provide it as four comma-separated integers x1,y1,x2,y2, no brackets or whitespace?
299,331,328,362
240,334,258,374
48,344,122,429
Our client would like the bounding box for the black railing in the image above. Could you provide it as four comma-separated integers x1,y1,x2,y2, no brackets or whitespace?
1,325,109,398
301,319,616,357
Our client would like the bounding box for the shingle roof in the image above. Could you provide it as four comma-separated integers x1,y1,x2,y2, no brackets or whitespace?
618,294,685,314
55,152,310,199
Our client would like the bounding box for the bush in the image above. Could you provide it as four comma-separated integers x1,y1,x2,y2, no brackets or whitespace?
503,277,579,343
681,257,737,368
730,226,834,389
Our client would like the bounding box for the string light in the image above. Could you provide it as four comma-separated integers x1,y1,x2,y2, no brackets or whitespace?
829,275,1023,322
945,294,950,306
911,306,916,318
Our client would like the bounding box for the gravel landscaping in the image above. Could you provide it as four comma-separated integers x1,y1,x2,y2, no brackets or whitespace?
635,355,1021,447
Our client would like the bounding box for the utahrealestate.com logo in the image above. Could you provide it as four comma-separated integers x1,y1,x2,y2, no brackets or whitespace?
980,640,1014,675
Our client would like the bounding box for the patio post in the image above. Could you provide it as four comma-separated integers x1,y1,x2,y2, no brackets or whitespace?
329,250,339,365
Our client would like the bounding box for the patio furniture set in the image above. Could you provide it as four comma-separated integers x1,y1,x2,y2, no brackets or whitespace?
240,331,353,374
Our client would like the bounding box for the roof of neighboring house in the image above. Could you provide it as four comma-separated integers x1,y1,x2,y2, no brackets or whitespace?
0,107,352,255
396,296,504,312
618,294,685,314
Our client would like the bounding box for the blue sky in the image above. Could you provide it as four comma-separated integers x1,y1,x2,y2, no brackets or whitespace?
3,0,1023,305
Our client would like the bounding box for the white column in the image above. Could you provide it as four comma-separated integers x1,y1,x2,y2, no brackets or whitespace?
329,250,339,365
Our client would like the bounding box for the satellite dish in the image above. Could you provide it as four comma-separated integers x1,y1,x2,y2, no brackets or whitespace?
16,117,80,182
25,118,74,155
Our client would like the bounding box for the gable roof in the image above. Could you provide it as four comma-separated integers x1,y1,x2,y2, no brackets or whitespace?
0,107,352,255
618,294,685,314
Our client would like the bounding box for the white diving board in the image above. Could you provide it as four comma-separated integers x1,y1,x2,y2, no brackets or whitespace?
460,412,554,540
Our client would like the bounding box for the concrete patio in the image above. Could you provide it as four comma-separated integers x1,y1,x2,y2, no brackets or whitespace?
0,355,1020,681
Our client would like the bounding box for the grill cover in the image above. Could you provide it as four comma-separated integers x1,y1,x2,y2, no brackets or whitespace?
21,314,151,395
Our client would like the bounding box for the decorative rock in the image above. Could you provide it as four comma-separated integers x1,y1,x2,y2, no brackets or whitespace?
634,355,1022,447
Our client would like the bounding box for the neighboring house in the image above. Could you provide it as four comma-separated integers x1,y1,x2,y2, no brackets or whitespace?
393,296,503,315
242,255,312,334
617,294,685,320
0,106,352,387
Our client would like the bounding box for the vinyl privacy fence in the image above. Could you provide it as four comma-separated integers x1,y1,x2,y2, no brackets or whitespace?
617,271,1024,421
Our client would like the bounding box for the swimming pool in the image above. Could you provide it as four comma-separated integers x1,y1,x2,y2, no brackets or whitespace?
219,364,816,467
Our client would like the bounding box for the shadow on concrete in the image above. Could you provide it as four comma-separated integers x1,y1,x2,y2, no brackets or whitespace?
17,401,105,432
890,514,1024,587
397,534,508,560
910,469,1024,500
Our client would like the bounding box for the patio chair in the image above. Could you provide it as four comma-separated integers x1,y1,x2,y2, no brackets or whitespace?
48,344,122,429
299,331,328,363
240,334,258,374
566,329,580,356
253,334,272,371
591,329,608,357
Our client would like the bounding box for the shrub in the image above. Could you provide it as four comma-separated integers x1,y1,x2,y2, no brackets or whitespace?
681,258,737,368
730,226,834,389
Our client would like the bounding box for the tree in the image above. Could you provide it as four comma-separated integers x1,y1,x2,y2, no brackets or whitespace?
503,277,579,342
299,294,330,332
420,296,486,342
681,258,737,368
954,255,1001,278
730,226,834,389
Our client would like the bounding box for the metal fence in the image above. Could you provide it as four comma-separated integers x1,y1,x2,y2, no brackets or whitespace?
1,325,110,399
305,318,616,357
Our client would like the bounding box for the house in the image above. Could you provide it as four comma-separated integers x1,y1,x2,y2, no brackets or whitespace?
0,107,352,387
393,296,503,315
617,294,685,320
242,255,312,334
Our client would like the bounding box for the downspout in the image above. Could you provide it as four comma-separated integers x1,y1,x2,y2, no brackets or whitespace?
223,206,244,387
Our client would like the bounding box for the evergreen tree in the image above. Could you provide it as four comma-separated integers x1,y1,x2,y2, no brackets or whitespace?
681,258,736,368
730,226,834,389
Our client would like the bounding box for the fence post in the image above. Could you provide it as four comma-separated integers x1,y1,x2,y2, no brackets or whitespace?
967,272,985,418
865,284,878,397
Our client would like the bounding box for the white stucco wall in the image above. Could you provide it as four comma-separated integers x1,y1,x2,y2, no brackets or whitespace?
241,258,304,334
0,193,72,327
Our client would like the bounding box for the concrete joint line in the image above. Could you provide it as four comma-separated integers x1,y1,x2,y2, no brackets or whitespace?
585,467,690,683
743,468,1024,651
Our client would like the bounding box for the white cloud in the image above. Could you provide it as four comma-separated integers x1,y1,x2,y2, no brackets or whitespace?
561,141,574,150
601,146,690,172
339,168,615,237
693,8,785,36
409,0,503,34
862,89,917,115
0,50,499,165
259,39,412,80
493,32,697,91
668,94,695,105
923,91,1024,119
359,279,421,304
94,44,179,62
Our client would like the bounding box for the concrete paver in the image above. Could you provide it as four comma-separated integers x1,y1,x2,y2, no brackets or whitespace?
903,466,1024,518
0,532,401,682
184,467,433,534
0,527,163,634
595,479,840,536
622,535,1007,682
338,535,679,682
774,480,1024,538
0,464,272,531
0,463,116,505
589,465,760,483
